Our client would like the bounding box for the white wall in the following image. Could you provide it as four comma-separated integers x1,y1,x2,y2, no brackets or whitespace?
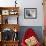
0,0,15,7
0,0,43,26
17,0,44,26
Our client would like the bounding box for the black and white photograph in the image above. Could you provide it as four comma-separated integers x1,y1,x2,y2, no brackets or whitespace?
24,8,37,19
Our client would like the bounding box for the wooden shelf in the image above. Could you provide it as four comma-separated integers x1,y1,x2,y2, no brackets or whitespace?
0,7,19,46
0,24,19,32
0,7,19,10
2,40,19,42
0,7,19,15
0,40,19,46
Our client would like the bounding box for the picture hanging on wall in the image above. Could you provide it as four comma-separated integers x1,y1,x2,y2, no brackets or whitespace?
24,8,37,19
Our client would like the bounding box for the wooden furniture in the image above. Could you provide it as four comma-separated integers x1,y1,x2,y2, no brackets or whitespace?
0,7,19,24
44,26,46,46
43,0,46,46
2,40,19,46
43,0,46,45
0,7,19,46
43,0,46,26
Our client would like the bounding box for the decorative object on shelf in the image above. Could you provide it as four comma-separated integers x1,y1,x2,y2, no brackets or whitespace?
9,10,18,15
2,28,13,41
15,0,17,7
13,28,18,41
24,8,37,19
5,18,8,24
2,16,8,24
13,32,18,41
1,28,19,41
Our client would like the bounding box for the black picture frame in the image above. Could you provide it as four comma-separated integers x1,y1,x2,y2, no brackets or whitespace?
24,8,37,19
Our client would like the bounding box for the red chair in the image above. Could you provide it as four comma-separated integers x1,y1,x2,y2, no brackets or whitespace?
21,28,41,46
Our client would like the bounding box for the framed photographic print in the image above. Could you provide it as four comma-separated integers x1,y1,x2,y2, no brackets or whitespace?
2,10,9,15
24,8,37,19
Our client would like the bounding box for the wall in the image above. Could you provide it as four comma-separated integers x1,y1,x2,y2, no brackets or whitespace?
17,0,44,26
0,0,44,26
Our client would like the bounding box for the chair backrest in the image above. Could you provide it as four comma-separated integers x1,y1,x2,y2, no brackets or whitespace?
21,28,36,46
23,28,36,41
